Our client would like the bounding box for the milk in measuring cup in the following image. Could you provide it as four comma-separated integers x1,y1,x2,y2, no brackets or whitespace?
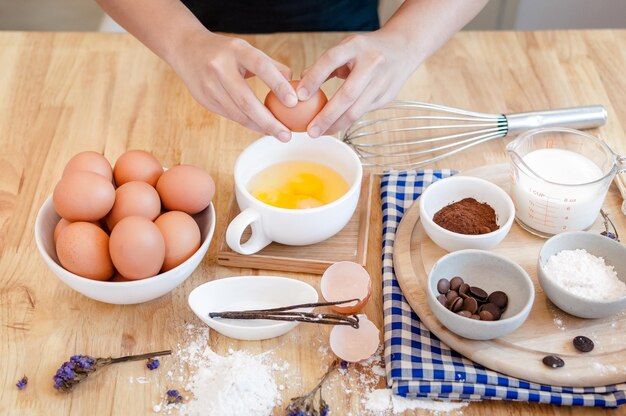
512,148,604,234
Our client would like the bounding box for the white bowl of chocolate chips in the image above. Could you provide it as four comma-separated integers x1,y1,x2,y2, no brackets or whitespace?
428,249,535,340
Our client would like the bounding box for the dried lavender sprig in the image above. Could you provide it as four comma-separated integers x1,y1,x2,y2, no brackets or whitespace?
209,311,360,328
16,375,28,390
286,359,340,416
53,350,171,392
600,209,620,242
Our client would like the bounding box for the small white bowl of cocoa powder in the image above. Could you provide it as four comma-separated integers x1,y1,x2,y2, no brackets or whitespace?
419,176,515,252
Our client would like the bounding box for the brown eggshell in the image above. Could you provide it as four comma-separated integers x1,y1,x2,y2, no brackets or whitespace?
321,261,372,314
54,218,71,244
329,316,379,362
56,222,114,281
264,80,327,132
62,151,113,182
156,165,215,214
155,211,201,271
53,171,116,222
113,150,163,187
109,216,165,280
106,181,161,230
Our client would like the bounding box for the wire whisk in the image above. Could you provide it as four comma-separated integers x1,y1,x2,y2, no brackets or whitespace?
342,101,607,169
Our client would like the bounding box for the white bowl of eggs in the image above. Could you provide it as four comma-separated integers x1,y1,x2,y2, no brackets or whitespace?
34,150,216,305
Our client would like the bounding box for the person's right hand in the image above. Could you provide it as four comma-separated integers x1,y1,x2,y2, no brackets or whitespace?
170,30,297,142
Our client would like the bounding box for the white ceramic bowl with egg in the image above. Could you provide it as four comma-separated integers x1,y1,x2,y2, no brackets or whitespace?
34,196,215,305
419,176,515,252
538,231,626,318
427,249,535,340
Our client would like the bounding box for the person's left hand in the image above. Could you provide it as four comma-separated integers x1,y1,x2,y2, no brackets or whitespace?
297,30,419,137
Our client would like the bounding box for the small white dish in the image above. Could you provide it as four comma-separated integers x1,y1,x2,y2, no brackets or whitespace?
188,275,318,341
34,195,215,305
538,231,626,318
419,176,515,252
428,249,534,340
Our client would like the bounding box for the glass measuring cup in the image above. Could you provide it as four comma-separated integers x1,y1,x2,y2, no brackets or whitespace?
507,127,625,238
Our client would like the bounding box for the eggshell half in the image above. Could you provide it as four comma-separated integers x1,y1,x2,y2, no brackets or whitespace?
329,316,380,362
321,261,372,314
264,80,327,132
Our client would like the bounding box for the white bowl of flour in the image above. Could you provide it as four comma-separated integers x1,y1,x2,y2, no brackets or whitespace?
538,231,626,318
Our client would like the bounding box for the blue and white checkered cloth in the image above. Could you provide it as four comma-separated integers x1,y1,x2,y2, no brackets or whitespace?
381,170,626,408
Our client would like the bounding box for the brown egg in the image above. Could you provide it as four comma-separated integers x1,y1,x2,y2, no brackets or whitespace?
53,171,116,222
113,150,163,187
155,211,201,271
56,222,114,281
156,165,215,214
54,218,71,244
109,216,165,280
321,261,372,314
109,272,133,282
106,181,161,230
63,151,113,182
264,80,327,132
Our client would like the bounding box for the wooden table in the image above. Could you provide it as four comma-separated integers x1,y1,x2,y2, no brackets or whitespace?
1,30,625,415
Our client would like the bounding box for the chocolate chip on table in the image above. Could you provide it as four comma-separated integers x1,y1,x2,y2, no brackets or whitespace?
445,290,459,303
437,294,447,307
458,283,471,298
469,286,488,302
480,303,502,320
450,276,464,292
450,297,464,312
478,310,494,321
542,355,565,368
437,279,450,294
488,291,508,309
457,310,472,318
462,297,478,314
573,336,594,353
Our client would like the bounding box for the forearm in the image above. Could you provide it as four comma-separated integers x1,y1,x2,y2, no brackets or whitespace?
380,0,489,68
95,0,207,67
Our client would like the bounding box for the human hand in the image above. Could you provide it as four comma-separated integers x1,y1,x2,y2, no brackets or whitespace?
298,31,419,137
170,30,297,141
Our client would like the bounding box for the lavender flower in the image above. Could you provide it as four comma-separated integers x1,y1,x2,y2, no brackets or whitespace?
166,389,184,404
600,210,619,241
53,350,171,392
16,375,28,390
340,360,348,369
286,359,339,416
146,358,160,370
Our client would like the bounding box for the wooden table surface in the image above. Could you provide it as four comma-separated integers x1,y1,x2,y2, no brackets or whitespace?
1,30,625,415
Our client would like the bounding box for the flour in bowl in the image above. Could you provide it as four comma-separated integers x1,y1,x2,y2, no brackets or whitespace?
544,249,626,301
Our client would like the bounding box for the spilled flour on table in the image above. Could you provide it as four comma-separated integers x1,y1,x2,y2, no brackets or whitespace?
153,324,297,415
364,388,468,415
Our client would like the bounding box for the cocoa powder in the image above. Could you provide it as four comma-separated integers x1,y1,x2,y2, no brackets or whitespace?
432,197,499,235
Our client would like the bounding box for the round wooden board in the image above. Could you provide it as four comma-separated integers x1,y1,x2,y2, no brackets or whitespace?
393,163,626,387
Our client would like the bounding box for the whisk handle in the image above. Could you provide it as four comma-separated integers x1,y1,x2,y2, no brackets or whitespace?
505,105,607,134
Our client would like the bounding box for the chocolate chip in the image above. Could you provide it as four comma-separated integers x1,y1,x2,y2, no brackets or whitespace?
470,314,481,320
542,355,565,368
480,303,502,320
445,290,459,303
450,297,464,312
437,294,447,307
437,279,450,294
462,297,478,314
450,276,464,292
458,283,471,298
469,286,488,302
488,291,508,309
478,310,494,321
457,310,472,318
573,336,594,353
